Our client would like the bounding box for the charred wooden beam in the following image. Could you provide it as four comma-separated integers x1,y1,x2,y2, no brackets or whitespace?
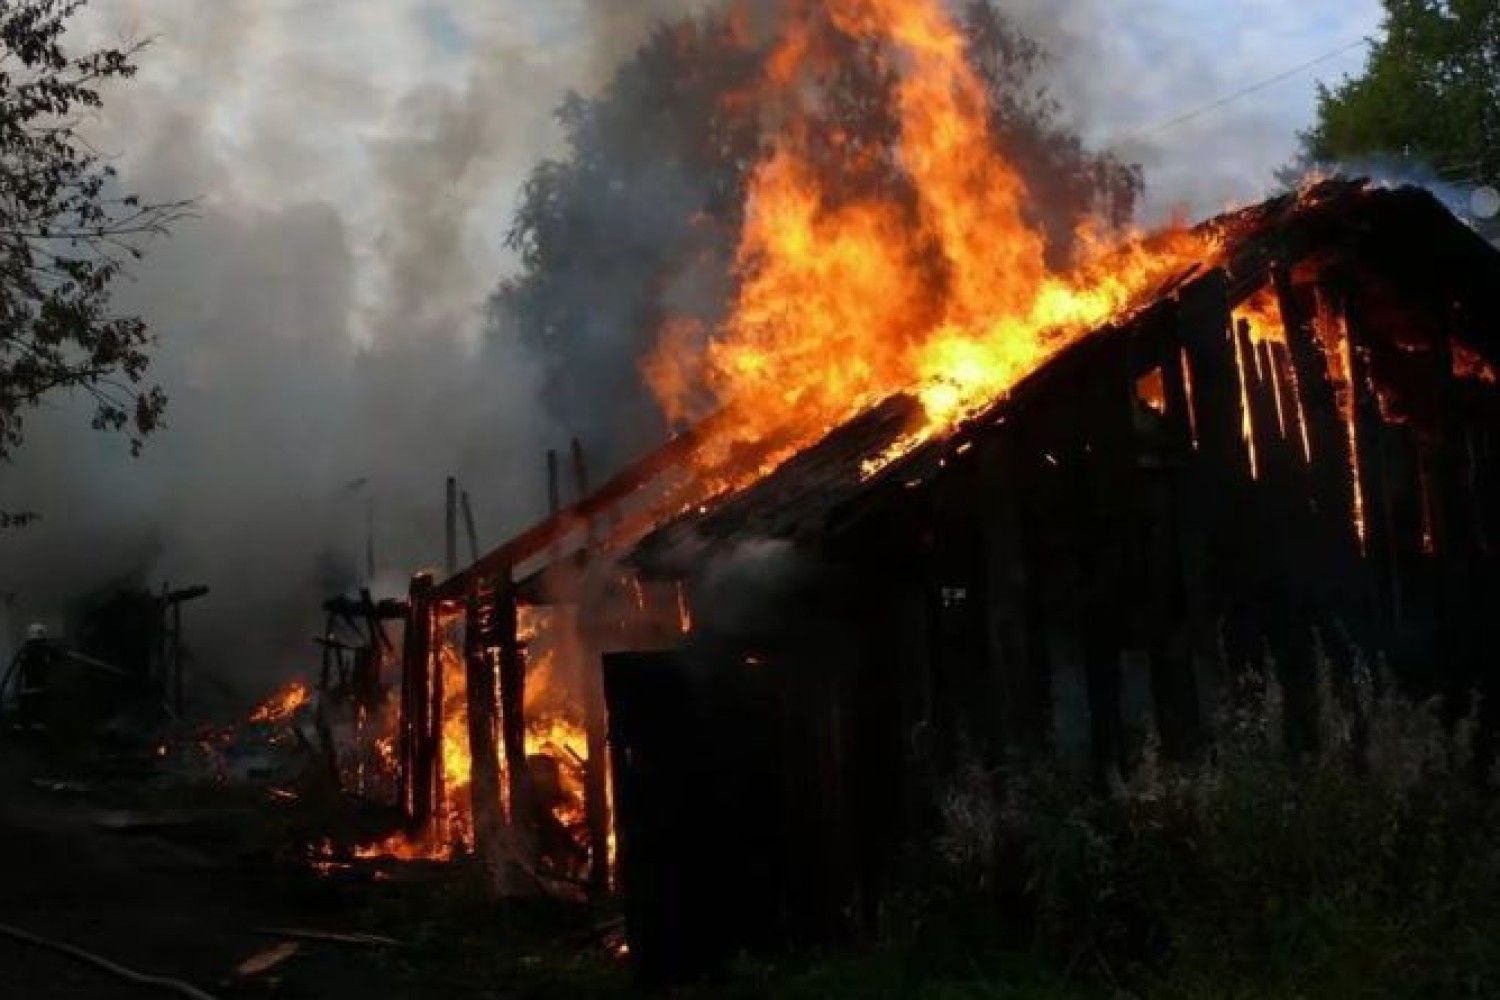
976,426,1048,755
1240,310,1320,755
445,476,458,577
322,594,407,622
400,573,436,831
429,610,447,836
1146,305,1204,757
432,412,735,602
461,491,481,565
1076,332,1139,777
1276,266,1360,564
1339,282,1397,636
464,590,509,892
493,574,534,852
1177,272,1258,689
573,454,615,895
162,585,210,606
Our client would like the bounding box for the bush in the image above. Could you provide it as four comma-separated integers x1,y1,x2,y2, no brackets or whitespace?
929,655,1500,998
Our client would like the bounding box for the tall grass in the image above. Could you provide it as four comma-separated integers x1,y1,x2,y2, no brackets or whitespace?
929,654,1500,998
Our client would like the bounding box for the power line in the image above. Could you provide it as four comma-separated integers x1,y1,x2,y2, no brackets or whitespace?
1130,38,1372,141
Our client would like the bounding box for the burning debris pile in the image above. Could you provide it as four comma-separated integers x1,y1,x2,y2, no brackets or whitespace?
361,603,596,873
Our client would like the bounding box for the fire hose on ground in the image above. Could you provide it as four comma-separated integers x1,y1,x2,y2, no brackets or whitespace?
0,920,220,1000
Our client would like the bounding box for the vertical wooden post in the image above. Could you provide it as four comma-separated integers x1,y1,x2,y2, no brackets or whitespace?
976,425,1048,755
429,608,446,839
357,587,383,704
171,598,184,718
1239,309,1317,754
445,477,458,575
465,589,509,891
155,583,170,697
401,573,435,832
460,490,481,565
1077,333,1139,778
570,440,591,518
547,450,561,516
571,438,614,894
1275,267,1359,560
1340,285,1395,627
1151,309,1205,757
1275,266,1370,724
494,573,533,849
1176,274,1257,709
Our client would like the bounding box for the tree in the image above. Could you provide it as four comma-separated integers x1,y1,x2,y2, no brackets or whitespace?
491,2,1142,464
0,0,186,460
1295,0,1499,190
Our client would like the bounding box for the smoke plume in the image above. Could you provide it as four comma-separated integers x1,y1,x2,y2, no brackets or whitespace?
0,0,1381,701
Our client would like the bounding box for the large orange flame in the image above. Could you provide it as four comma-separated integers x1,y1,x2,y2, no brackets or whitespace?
647,0,1220,489
353,609,595,866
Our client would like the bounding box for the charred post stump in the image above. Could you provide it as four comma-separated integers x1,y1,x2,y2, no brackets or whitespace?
400,572,436,834
464,589,513,893
493,573,535,854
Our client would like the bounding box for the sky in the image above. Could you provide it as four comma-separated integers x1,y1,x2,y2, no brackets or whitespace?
1012,0,1384,218
0,0,1385,694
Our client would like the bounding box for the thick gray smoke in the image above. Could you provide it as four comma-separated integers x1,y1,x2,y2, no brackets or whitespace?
0,1,707,698
0,0,1381,702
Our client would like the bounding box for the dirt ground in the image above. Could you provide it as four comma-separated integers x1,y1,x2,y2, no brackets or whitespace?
0,736,618,999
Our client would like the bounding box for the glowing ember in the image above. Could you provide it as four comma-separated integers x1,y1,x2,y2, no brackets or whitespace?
647,0,1220,492
675,583,693,634
1453,341,1498,384
1136,368,1167,416
1231,314,1260,480
249,680,310,725
1180,348,1200,449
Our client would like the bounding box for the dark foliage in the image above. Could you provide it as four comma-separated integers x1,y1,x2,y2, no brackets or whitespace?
0,0,188,460
917,664,1500,998
1293,0,1499,190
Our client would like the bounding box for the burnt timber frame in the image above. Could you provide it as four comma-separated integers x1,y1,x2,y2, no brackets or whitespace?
394,182,1500,964
608,182,1500,973
396,425,699,875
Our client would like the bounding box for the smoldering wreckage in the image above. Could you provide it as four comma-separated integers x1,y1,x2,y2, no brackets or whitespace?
9,6,1500,995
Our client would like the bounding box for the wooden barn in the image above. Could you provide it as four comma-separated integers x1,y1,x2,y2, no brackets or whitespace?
395,180,1500,980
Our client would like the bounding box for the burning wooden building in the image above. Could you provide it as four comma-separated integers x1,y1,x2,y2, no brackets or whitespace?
382,179,1500,978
